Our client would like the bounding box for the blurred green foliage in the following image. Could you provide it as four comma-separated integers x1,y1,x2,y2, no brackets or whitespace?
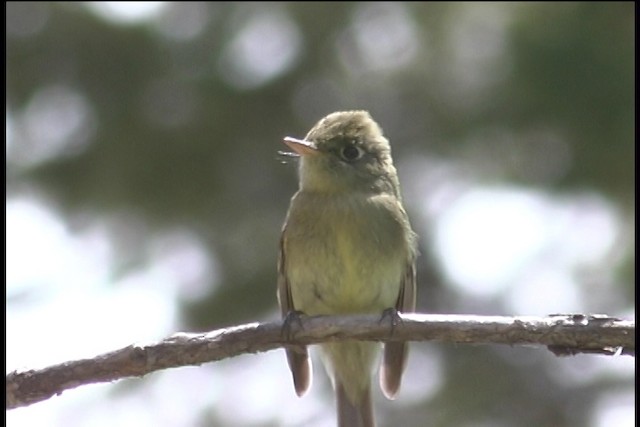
6,2,634,427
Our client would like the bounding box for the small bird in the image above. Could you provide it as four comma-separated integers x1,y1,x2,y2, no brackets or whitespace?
277,111,417,427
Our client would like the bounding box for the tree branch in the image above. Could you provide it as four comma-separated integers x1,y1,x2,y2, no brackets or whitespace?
6,313,634,410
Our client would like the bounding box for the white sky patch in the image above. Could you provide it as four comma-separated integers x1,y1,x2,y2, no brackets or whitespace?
6,197,182,427
506,268,582,315
8,86,96,168
144,229,217,302
434,188,548,296
395,346,443,405
213,353,331,427
547,351,635,388
431,186,621,315
6,197,214,369
218,9,302,89
83,2,168,25
6,198,110,305
591,390,635,427
339,2,420,74
6,198,177,366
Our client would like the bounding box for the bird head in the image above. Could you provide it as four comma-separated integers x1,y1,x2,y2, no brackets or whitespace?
283,111,400,196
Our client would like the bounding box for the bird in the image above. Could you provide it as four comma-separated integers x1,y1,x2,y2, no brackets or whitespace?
277,110,417,427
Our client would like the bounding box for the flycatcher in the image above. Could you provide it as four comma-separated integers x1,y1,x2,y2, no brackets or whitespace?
277,110,417,427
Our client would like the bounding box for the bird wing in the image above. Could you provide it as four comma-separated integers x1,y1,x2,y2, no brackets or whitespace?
379,260,416,399
277,230,312,397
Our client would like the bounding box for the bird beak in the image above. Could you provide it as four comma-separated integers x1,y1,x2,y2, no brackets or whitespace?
283,137,318,156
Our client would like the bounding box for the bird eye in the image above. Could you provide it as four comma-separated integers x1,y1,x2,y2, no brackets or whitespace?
340,144,363,162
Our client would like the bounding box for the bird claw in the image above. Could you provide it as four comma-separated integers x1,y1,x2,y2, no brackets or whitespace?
379,307,403,337
282,310,306,341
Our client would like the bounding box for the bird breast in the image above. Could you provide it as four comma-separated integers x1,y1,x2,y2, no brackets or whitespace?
284,191,408,315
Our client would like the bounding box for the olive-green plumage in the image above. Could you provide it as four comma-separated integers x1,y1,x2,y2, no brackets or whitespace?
278,111,417,427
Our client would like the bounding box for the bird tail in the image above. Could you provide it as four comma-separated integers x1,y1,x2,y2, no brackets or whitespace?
336,381,375,427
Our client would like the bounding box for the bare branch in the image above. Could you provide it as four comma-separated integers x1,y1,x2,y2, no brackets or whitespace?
6,313,634,410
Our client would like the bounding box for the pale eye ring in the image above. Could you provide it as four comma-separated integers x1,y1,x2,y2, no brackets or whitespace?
340,144,364,162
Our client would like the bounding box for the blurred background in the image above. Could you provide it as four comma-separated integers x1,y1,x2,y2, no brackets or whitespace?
6,2,634,427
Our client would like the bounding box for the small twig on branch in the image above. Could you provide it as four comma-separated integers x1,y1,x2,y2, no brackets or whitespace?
6,313,634,410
